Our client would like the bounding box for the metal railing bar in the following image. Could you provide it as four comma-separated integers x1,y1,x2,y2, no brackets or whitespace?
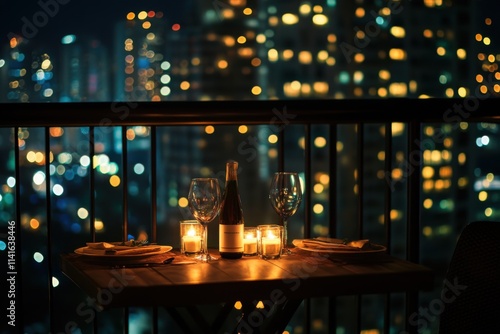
357,123,364,239
328,123,338,334
4,99,500,127
355,123,364,333
384,122,393,251
152,307,158,334
90,126,97,333
304,124,312,334
151,126,158,333
151,126,157,244
122,126,129,332
407,120,421,265
122,126,129,243
123,308,129,334
329,123,338,237
383,122,393,334
45,126,56,333
405,119,421,333
90,126,96,243
278,125,284,172
14,127,24,331
304,124,311,239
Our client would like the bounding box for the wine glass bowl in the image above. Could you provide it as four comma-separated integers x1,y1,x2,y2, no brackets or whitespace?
187,178,221,262
269,172,302,255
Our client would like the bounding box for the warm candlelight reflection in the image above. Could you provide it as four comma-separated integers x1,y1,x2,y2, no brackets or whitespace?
257,225,282,259
243,227,257,256
180,220,202,256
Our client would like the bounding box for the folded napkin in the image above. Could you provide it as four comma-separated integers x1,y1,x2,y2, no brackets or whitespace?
300,237,371,251
83,242,161,255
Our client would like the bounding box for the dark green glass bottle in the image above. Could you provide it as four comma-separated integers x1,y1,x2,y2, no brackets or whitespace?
219,161,244,259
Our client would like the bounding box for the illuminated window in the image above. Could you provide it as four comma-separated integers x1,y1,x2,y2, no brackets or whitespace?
313,82,329,94
457,48,466,59
312,14,328,25
283,49,294,60
390,26,405,38
379,70,391,80
268,49,278,62
299,4,311,15
282,13,299,25
389,49,407,60
423,29,433,38
355,7,365,18
298,51,313,64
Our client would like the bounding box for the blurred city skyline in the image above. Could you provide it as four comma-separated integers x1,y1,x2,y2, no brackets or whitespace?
2,0,500,102
2,0,500,48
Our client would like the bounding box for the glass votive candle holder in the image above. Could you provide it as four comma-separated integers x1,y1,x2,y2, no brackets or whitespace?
180,220,202,257
243,227,257,256
257,224,282,260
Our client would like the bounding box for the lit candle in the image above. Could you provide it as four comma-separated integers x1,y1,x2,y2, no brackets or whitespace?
261,231,281,257
183,228,201,253
243,232,257,255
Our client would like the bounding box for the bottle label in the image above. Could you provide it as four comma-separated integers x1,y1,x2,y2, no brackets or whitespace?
219,224,244,252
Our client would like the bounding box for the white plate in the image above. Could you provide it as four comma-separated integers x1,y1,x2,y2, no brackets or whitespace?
292,239,386,255
74,245,173,259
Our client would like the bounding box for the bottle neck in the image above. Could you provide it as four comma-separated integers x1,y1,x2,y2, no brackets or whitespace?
225,161,238,182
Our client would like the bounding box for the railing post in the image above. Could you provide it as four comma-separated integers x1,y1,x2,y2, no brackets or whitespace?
406,119,421,333
14,127,24,331
328,123,338,334
384,122,393,334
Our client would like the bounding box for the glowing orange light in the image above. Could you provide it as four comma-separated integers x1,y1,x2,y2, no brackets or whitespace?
30,219,40,230
50,127,64,137
172,23,181,31
148,11,155,18
10,37,18,48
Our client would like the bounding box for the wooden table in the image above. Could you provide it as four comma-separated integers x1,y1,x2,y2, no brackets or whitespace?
61,249,434,333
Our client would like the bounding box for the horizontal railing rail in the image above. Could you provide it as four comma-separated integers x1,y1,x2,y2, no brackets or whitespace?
2,98,500,126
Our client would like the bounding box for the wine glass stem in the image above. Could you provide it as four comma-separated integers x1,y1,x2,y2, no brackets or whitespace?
202,223,208,261
283,218,288,253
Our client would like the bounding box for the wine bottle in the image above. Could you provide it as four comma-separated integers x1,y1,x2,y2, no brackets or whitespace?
219,160,244,259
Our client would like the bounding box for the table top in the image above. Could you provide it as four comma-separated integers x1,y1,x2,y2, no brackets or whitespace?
61,248,434,309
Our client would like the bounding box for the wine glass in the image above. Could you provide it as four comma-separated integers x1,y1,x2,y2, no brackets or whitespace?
269,172,302,255
187,178,221,262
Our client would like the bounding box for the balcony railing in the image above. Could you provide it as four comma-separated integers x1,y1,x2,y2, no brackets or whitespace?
2,98,500,333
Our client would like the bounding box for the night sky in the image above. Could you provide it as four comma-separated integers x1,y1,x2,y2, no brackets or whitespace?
0,0,190,47
1,0,500,51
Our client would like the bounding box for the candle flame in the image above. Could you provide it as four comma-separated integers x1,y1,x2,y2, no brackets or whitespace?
266,231,277,239
187,228,196,237
245,232,255,239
